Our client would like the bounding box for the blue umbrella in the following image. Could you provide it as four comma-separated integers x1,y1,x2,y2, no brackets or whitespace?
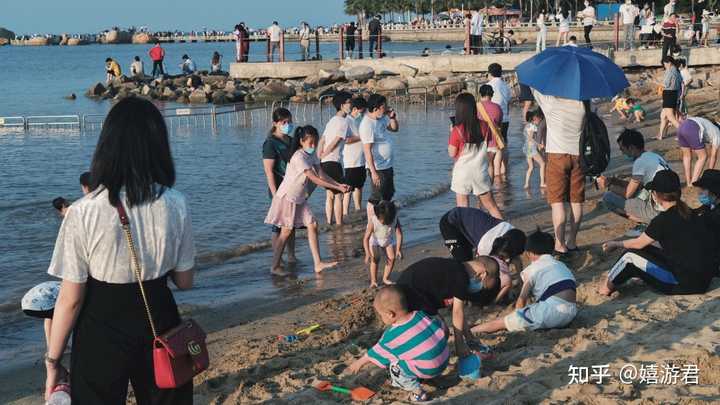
515,46,629,100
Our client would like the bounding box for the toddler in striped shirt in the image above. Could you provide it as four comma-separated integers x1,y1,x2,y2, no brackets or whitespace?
347,286,449,402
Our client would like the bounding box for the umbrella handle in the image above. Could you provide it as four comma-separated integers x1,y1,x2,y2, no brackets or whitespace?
330,386,352,395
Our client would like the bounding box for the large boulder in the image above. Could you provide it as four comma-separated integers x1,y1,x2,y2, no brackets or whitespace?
342,65,375,82
407,76,439,94
303,74,326,88
318,69,346,84
211,90,227,104
436,77,465,97
253,81,296,101
173,77,189,88
223,80,237,93
161,87,177,100
377,77,407,91
141,84,152,96
86,82,106,97
188,89,209,104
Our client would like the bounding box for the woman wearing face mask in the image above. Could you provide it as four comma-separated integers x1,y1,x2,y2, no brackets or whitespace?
396,256,500,359
265,126,351,275
600,170,718,296
263,108,297,275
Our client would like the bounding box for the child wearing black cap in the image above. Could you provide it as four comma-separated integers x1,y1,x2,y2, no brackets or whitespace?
600,170,719,296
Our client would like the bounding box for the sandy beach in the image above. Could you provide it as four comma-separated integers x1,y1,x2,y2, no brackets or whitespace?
3,83,720,405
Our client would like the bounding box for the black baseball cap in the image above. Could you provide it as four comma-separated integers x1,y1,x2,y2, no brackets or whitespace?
693,169,720,196
645,170,681,193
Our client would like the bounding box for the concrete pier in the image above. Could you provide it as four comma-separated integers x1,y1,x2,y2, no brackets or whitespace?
230,46,720,80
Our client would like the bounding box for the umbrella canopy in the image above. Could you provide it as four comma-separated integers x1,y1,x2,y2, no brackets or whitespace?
516,46,629,101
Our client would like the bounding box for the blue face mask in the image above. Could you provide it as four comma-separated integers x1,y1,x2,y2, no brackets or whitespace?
699,193,714,206
304,147,316,155
280,123,294,136
468,277,483,293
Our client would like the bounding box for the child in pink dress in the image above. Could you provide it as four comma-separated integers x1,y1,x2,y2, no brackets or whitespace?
265,126,351,275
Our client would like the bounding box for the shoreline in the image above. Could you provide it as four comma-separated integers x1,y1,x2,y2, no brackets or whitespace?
3,83,720,404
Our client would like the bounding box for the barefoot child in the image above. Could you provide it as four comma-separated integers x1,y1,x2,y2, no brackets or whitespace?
347,286,449,402
626,98,645,122
363,200,403,287
265,126,351,275
471,229,577,334
523,110,546,189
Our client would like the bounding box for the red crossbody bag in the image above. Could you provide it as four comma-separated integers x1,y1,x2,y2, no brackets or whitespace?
116,203,209,389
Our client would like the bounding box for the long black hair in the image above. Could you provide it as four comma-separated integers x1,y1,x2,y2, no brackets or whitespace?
490,229,527,262
290,125,320,155
90,97,175,207
454,93,482,145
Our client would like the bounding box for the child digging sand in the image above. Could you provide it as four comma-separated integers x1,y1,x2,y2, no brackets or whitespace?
523,110,546,189
265,125,351,275
363,200,403,287
471,229,577,334
347,286,449,402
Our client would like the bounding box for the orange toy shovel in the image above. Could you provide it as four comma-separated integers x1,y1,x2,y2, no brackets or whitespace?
314,380,376,401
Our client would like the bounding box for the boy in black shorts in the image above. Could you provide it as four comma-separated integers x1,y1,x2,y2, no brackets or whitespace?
343,97,368,214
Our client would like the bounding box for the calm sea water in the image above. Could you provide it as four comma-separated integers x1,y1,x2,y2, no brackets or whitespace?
0,41,573,370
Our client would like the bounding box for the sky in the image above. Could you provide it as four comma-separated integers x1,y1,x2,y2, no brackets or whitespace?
1,0,350,34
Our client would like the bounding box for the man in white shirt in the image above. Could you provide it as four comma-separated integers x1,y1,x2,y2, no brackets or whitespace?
360,94,399,205
532,88,586,255
299,22,311,61
470,9,484,54
488,63,512,180
267,21,282,62
619,0,640,50
598,129,670,224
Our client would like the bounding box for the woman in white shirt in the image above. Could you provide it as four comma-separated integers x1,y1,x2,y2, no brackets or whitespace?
536,10,548,52
44,97,195,404
556,8,571,46
580,0,596,46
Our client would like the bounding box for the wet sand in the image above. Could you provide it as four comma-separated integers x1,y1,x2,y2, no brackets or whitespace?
3,85,720,404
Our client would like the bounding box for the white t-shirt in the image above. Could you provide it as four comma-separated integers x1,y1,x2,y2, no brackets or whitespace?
360,115,394,171
537,13,547,31
619,4,640,25
532,89,585,155
343,114,365,168
321,115,351,163
268,25,282,42
632,151,670,186
690,117,720,146
48,188,195,284
130,60,144,76
581,6,596,26
663,2,675,18
520,254,576,300
299,26,310,41
680,68,692,86
476,221,514,257
488,77,511,123
470,12,484,36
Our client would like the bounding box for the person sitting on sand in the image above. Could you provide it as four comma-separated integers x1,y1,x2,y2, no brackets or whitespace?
598,129,671,226
610,96,630,120
105,57,121,84
396,256,499,359
346,286,448,403
363,200,403,288
677,115,720,185
471,229,577,335
600,170,718,296
626,98,646,122
264,126,350,275
440,207,526,303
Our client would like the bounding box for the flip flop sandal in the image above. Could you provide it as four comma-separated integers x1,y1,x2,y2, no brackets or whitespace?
409,390,430,403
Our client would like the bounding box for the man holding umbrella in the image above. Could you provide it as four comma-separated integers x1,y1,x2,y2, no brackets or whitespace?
516,47,629,256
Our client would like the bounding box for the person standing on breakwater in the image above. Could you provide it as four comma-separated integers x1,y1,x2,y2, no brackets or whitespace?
531,88,586,256
44,97,196,403
265,126,351,275
319,92,356,225
267,21,282,62
556,6,571,46
535,9,547,52
104,58,121,85
579,0,596,46
470,7,484,55
345,22,357,59
661,13,679,63
149,41,165,77
234,23,250,63
343,97,367,214
361,94,399,206
368,15,382,58
299,21,311,61
619,0,640,51
487,63,511,182
448,93,503,219
263,108,298,273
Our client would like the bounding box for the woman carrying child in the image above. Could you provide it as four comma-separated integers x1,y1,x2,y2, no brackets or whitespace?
600,170,718,296
265,126,351,275
523,110,547,189
363,200,403,288
448,92,503,219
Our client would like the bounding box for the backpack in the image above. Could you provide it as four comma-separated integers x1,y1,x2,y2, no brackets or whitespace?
579,101,610,177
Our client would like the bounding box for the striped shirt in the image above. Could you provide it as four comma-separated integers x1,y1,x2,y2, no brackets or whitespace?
367,311,449,379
